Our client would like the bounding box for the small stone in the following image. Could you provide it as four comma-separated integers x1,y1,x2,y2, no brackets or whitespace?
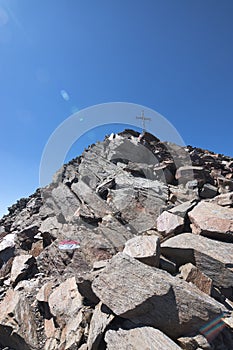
179,263,212,295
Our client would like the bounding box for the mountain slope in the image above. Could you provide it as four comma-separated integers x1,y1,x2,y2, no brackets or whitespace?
0,129,232,350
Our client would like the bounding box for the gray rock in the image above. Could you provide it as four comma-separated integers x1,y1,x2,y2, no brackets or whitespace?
105,327,183,350
161,233,233,288
92,253,225,338
156,211,184,236
188,201,233,242
159,255,177,274
200,183,218,199
10,254,36,286
123,235,160,267
108,174,168,233
210,192,233,207
168,200,197,218
51,183,81,221
175,166,205,184
87,303,114,350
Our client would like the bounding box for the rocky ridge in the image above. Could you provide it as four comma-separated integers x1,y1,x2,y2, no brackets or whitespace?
0,129,232,349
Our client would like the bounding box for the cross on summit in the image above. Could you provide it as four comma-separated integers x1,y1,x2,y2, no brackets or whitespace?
136,110,151,133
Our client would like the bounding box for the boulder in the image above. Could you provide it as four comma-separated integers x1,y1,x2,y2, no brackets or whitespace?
0,289,38,349
10,254,37,286
48,277,85,349
123,235,160,267
92,253,225,338
161,233,233,288
48,277,83,323
175,166,205,184
200,183,218,199
179,263,212,295
156,211,184,236
87,303,114,350
210,192,233,207
188,201,233,242
0,233,15,266
105,327,183,350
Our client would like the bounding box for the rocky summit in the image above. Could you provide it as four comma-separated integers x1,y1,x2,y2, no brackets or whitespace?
0,129,233,350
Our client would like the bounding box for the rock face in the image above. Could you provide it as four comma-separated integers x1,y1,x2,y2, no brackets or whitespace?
161,233,233,289
0,129,233,349
92,253,225,338
105,327,183,350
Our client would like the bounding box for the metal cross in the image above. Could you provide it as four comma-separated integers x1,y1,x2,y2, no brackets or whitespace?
136,110,151,133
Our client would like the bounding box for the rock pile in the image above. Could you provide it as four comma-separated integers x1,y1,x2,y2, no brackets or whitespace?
0,129,232,349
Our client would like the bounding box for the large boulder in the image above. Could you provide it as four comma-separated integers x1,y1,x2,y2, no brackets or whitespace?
161,233,233,289
92,253,225,338
188,201,233,242
105,327,182,350
0,289,38,349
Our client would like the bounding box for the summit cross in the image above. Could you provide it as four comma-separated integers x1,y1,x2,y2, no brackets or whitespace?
136,110,151,133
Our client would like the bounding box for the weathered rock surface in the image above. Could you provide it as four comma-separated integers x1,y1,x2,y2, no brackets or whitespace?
10,254,36,286
188,201,233,241
0,129,233,349
162,233,233,288
87,303,114,350
0,289,38,349
179,262,213,295
156,211,184,236
123,235,160,267
105,327,183,350
92,253,225,338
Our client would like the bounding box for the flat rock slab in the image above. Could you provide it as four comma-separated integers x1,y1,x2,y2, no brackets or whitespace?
188,201,233,241
92,253,225,338
123,235,160,267
105,327,182,350
161,233,233,288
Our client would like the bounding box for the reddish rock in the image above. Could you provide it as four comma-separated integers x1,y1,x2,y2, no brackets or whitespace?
179,263,213,295
188,201,233,241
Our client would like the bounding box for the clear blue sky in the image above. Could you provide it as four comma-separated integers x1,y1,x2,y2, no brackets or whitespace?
0,0,233,217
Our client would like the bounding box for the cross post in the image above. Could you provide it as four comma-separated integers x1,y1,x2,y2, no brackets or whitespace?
136,110,151,133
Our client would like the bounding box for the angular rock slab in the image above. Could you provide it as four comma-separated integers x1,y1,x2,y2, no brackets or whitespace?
10,254,36,286
87,303,114,350
0,289,38,350
123,235,160,267
179,263,213,295
188,201,233,241
92,253,225,338
156,211,184,236
162,233,233,288
105,327,183,350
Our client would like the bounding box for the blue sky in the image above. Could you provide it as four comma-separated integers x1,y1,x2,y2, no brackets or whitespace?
0,0,233,217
